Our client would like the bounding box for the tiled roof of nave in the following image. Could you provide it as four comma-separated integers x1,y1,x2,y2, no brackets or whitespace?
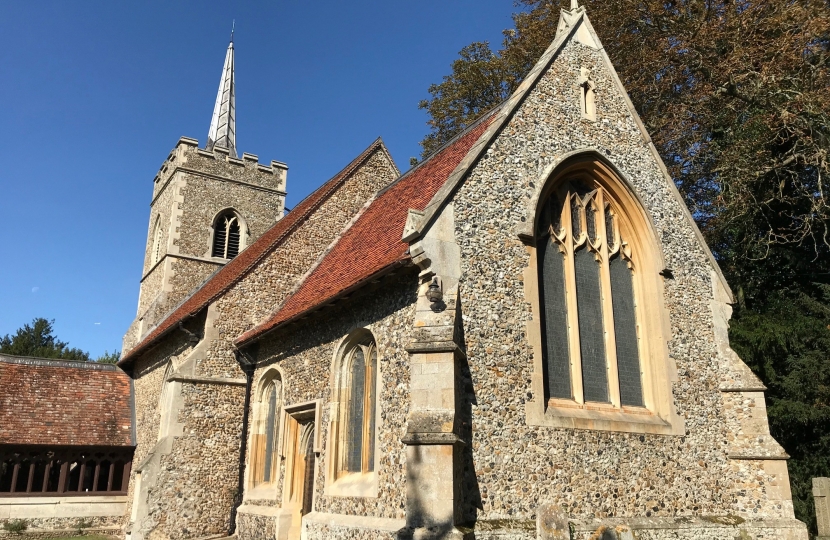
236,111,500,344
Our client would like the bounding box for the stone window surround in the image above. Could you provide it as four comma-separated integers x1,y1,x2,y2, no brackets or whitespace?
245,368,284,500
206,206,249,261
325,328,382,499
520,153,684,435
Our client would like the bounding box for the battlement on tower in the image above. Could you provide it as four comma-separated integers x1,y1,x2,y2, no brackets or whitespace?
151,136,287,201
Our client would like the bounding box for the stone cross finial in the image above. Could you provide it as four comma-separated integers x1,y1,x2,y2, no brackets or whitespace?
571,0,579,10
814,477,830,538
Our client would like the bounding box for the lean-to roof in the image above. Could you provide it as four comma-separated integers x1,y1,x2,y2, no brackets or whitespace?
0,354,133,447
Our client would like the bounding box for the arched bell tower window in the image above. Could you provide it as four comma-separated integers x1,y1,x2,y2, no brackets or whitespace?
211,211,241,259
151,216,163,265
526,157,681,434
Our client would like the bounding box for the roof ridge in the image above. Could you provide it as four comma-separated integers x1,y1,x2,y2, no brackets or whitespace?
243,190,384,341
0,353,120,371
378,104,505,199
235,114,498,345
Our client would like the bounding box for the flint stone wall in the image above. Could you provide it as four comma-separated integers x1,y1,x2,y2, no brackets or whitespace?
200,148,398,379
249,270,418,521
447,36,793,529
122,146,399,540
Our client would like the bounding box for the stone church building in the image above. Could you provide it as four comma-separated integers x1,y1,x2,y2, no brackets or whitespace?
117,5,807,539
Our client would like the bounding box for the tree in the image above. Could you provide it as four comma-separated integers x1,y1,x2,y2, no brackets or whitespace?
417,0,830,532
0,318,91,361
96,350,121,364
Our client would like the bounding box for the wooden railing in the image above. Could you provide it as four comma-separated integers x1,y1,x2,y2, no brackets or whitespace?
0,446,133,496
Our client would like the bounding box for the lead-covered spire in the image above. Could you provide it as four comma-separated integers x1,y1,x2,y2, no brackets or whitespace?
206,31,236,157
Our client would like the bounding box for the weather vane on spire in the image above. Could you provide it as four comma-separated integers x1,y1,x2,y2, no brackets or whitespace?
230,20,235,43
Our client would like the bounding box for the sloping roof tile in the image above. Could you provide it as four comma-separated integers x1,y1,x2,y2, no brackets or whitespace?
0,355,133,447
236,111,499,344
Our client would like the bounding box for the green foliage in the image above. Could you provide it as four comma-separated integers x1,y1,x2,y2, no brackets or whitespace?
2,519,28,535
729,284,830,535
419,0,830,532
96,350,121,364
418,42,512,157
0,318,90,361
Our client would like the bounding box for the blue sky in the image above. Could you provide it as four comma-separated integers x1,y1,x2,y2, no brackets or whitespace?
0,1,522,358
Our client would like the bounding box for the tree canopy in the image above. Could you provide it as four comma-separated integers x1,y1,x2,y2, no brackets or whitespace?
418,0,830,532
0,317,120,364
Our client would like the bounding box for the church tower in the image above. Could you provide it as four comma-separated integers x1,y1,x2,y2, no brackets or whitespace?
123,35,287,352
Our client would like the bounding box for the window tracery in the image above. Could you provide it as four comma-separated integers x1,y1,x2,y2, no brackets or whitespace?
537,180,644,408
212,211,241,259
332,334,377,479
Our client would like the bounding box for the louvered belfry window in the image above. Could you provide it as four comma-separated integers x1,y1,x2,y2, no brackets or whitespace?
212,212,241,259
335,336,377,478
536,180,644,407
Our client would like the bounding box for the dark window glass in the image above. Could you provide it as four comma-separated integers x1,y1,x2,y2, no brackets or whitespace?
574,248,609,402
346,349,365,473
586,204,598,242
610,256,644,406
227,219,240,258
605,208,615,248
571,197,582,237
366,349,377,472
537,236,571,399
263,386,277,482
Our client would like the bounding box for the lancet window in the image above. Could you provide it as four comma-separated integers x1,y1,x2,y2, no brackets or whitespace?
536,180,644,407
251,375,281,488
212,211,241,259
332,333,377,479
151,216,163,265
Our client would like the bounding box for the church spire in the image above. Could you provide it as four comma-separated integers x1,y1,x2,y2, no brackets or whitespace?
206,28,236,157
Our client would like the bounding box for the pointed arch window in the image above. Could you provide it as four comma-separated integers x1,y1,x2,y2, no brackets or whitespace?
151,216,163,265
212,211,241,259
251,374,282,488
332,333,377,479
537,180,644,407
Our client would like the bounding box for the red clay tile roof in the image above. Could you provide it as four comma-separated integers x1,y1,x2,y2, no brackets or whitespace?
236,113,498,345
119,139,390,367
0,355,133,447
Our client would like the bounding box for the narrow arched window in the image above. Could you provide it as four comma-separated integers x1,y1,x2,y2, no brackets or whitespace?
151,216,163,265
537,180,644,407
333,334,377,478
251,375,281,488
579,67,596,121
212,211,241,259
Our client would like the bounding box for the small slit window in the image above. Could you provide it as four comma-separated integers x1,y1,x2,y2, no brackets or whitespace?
212,211,241,259
151,216,163,265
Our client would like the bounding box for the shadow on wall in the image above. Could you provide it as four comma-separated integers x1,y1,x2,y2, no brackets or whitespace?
397,295,481,539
